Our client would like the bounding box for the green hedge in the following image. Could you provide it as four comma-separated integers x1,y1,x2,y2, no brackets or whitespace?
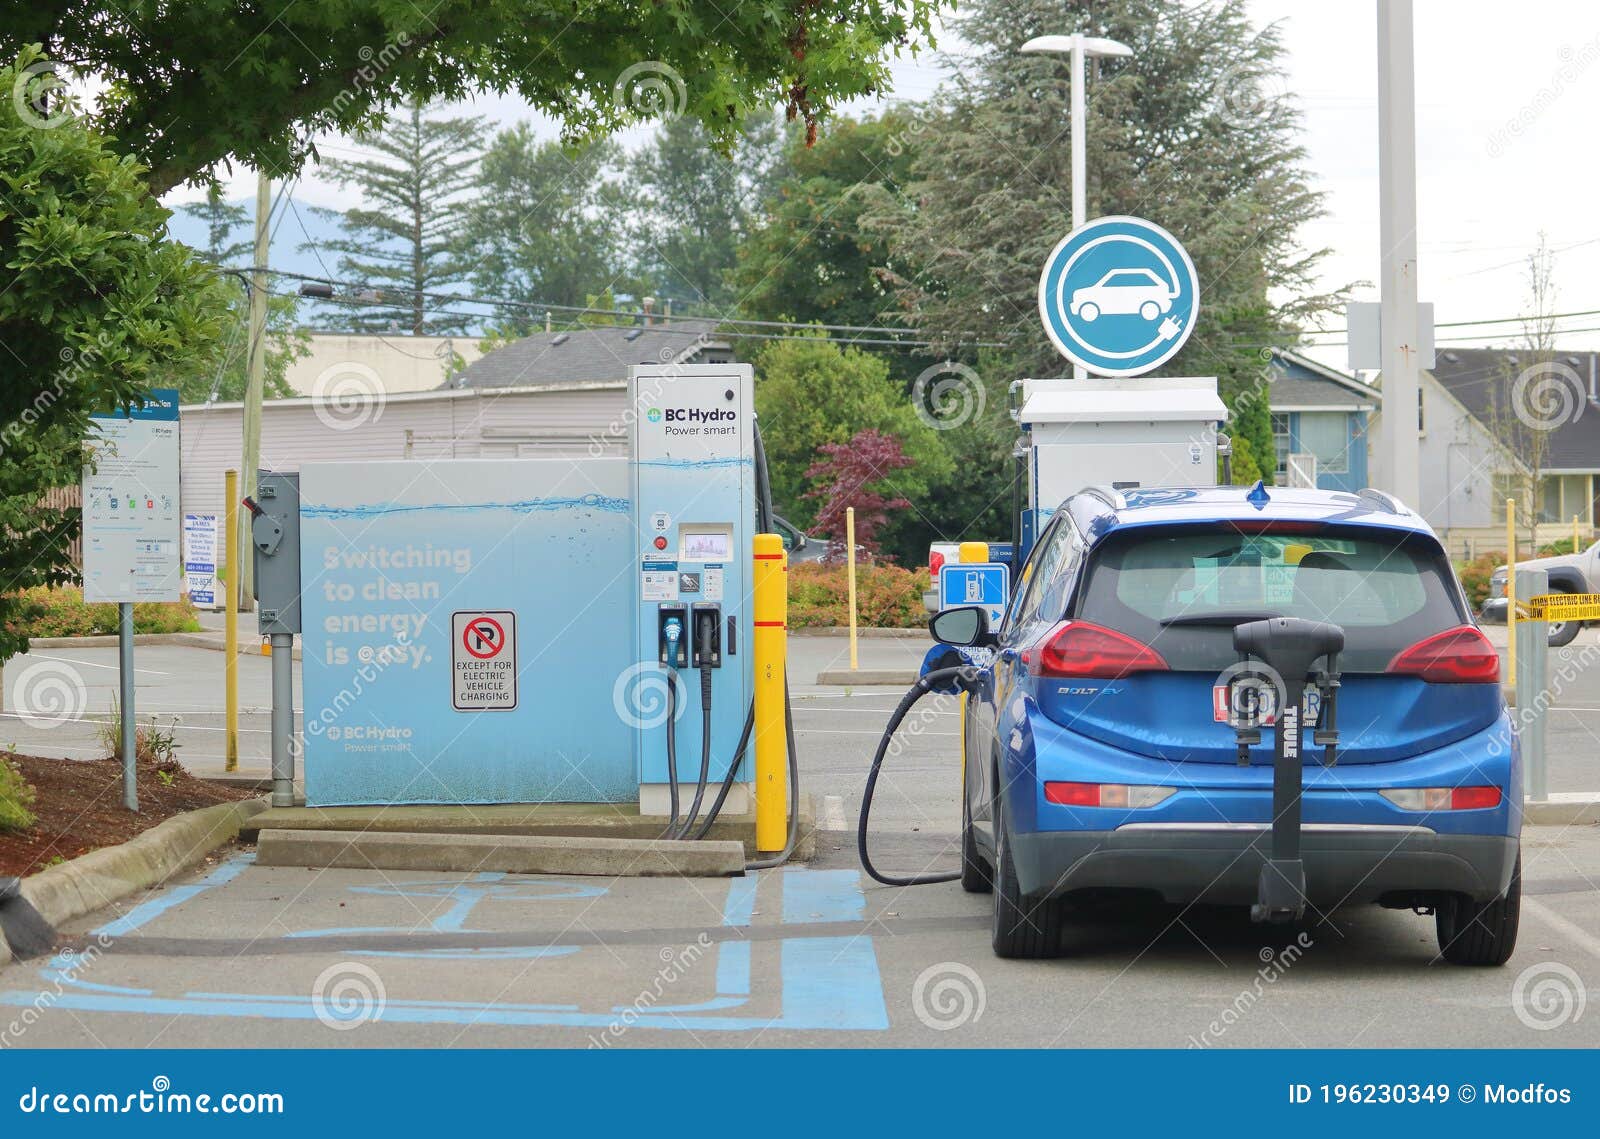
2,586,202,640
788,563,930,629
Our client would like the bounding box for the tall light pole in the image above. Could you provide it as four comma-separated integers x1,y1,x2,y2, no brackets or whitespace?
1377,0,1421,507
1022,33,1134,380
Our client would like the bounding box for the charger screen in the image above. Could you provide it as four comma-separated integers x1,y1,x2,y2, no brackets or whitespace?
680,530,731,561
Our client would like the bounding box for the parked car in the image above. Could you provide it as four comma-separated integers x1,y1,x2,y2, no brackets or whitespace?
1069,267,1176,322
1480,538,1599,647
932,484,1519,962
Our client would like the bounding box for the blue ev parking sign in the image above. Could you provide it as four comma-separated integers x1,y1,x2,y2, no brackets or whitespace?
1038,215,1200,376
939,562,1010,628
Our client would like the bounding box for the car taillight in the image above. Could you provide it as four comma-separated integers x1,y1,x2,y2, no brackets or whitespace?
1380,786,1502,811
1044,782,1175,808
1386,625,1500,683
929,551,946,577
1028,620,1169,678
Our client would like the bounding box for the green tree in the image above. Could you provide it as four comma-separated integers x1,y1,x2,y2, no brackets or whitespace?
752,335,951,533
8,3,937,196
1,48,226,663
626,113,785,311
867,0,1338,482
463,127,628,334
306,98,485,335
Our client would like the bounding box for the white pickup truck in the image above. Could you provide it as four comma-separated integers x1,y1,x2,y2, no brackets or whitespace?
1481,538,1600,646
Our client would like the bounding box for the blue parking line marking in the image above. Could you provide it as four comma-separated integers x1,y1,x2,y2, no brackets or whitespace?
93,852,255,938
2,868,890,1032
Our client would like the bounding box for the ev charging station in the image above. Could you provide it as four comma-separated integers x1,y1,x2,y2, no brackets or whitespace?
249,363,764,822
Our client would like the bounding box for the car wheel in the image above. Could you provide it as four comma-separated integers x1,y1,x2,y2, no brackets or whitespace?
1139,300,1161,320
991,807,1062,958
1078,302,1099,322
1436,851,1520,966
960,785,993,894
1547,617,1580,648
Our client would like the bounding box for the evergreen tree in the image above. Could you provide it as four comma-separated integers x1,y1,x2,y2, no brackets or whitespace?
307,98,486,335
867,0,1340,483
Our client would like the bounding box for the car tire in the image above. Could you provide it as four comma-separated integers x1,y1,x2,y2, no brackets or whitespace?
1139,300,1161,320
1436,851,1520,966
1547,614,1580,647
991,809,1062,958
960,789,993,894
1078,302,1099,322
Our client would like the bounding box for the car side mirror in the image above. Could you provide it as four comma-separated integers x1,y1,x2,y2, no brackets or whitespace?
929,605,997,648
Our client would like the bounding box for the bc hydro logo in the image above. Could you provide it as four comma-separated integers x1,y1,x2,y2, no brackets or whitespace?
645,407,662,423
1038,215,1199,377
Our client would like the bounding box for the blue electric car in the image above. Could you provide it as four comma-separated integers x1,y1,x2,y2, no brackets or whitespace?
931,484,1521,962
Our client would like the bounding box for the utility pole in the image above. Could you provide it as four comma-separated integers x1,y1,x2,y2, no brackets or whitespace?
1377,0,1421,507
240,170,270,611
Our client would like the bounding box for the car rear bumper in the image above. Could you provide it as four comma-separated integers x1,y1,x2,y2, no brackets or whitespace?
1008,826,1517,906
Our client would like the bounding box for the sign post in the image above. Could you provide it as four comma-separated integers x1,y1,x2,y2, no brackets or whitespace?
82,389,182,811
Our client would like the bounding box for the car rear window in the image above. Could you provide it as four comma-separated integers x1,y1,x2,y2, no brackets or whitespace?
1073,525,1468,672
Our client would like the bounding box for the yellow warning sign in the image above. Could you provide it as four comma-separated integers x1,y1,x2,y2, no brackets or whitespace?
1523,593,1600,622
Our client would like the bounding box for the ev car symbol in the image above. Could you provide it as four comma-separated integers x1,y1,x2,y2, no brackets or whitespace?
1038,215,1200,377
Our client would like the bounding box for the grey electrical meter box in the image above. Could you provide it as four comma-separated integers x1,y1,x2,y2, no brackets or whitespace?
251,470,302,635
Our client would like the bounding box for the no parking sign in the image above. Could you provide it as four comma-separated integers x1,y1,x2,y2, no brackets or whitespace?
452,610,517,710
1038,215,1200,376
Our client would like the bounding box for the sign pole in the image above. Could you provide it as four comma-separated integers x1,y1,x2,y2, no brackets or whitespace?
224,469,239,771
1069,35,1087,382
1377,0,1422,507
119,602,137,811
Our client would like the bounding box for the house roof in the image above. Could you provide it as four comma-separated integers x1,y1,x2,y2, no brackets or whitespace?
1427,348,1600,472
1269,348,1379,410
453,319,730,389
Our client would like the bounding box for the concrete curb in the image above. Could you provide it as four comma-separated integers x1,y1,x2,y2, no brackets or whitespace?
0,798,266,967
791,627,928,639
22,632,301,660
816,668,920,686
1524,794,1600,826
256,828,747,877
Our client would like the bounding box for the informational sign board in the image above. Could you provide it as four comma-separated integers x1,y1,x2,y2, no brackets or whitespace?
82,389,182,603
451,609,517,711
938,562,1010,628
1038,216,1199,376
182,512,220,608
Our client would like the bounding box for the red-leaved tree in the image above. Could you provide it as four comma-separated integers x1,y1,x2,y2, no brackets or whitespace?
802,429,913,562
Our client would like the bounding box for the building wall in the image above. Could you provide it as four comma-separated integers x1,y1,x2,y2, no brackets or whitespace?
179,384,629,522
283,333,485,397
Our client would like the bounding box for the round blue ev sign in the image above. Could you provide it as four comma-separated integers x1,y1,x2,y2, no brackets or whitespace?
1037,215,1200,377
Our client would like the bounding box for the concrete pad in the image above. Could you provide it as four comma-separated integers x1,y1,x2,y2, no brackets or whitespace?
815,668,919,686
1525,793,1600,826
254,828,747,877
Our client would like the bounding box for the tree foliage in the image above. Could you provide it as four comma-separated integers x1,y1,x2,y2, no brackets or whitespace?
8,2,938,196
803,429,913,560
0,48,226,662
307,98,486,335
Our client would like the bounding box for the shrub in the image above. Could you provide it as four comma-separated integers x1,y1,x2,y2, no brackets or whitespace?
1537,536,1590,558
1,586,201,641
1456,552,1504,611
788,563,930,629
0,756,37,833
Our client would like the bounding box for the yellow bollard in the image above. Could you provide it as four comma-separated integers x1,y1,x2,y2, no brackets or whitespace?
224,469,239,772
846,507,858,671
958,541,989,564
1506,498,1517,688
753,533,788,853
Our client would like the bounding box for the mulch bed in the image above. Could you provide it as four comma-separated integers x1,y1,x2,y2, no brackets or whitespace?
0,752,253,878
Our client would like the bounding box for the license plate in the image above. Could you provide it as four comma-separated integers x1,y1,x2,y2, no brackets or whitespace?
1213,681,1320,728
